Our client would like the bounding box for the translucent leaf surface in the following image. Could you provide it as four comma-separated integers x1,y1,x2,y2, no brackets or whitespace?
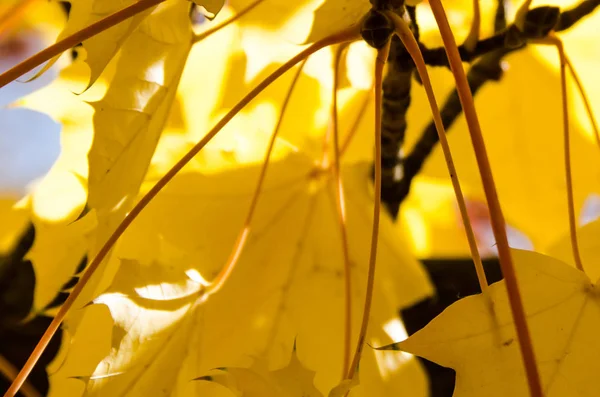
380,249,600,397
409,50,600,250
27,213,96,311
305,0,369,44
50,0,154,88
202,347,325,396
54,149,431,396
548,218,600,283
87,0,192,279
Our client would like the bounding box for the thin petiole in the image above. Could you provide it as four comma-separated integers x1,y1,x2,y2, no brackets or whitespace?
205,57,308,296
346,39,390,382
532,33,584,273
3,25,361,397
428,0,543,396
330,42,353,378
192,0,264,44
386,12,489,295
0,0,164,89
564,54,600,151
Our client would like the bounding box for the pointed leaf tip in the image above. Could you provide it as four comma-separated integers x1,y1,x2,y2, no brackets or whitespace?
373,341,403,351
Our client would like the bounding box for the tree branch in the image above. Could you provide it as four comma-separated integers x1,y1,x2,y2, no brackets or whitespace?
417,0,599,68
556,0,600,30
379,6,419,217
420,33,507,67
389,0,599,209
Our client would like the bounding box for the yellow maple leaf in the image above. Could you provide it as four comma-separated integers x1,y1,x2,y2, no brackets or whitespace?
0,199,28,254
87,0,192,280
405,48,600,251
26,212,96,311
228,0,324,44
547,217,600,284
39,0,149,87
0,1,88,298
379,248,600,397
4,1,600,396
49,148,432,396
200,346,327,396
200,344,358,396
305,0,371,44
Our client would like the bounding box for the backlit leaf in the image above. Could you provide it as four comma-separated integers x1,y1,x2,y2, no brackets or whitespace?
547,218,600,283
87,0,192,272
56,148,431,396
0,200,29,254
379,249,600,397
305,0,369,44
201,347,324,396
409,50,600,250
49,0,154,88
27,213,96,311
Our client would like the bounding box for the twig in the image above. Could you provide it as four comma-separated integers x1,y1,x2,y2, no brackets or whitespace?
556,0,600,30
396,49,507,204
395,0,600,207
379,34,414,217
419,0,600,68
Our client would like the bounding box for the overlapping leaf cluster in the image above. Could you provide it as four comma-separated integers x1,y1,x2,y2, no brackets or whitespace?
14,1,434,396
2,0,600,396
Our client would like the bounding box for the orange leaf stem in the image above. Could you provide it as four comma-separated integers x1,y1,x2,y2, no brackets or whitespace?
565,54,600,152
192,0,264,44
386,12,488,294
532,34,584,273
346,39,390,381
428,1,543,396
206,57,308,296
330,42,353,377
